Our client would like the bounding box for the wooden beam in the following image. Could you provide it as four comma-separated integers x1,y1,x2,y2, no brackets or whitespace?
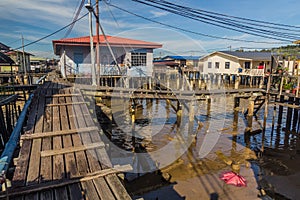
46,94,81,98
41,142,105,157
1,165,132,199
275,102,300,109
46,102,87,106
21,126,99,140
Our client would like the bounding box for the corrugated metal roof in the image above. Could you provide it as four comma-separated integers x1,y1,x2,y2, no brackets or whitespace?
219,51,271,60
53,35,162,54
163,55,200,60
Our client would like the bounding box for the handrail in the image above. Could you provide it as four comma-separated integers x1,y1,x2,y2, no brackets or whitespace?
0,93,34,174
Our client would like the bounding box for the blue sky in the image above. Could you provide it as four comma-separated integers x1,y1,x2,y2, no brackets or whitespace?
1,0,300,58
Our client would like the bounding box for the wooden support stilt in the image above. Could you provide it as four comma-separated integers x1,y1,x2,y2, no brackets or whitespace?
246,97,255,132
277,95,284,129
233,97,240,129
207,98,211,117
188,100,195,134
292,98,299,131
176,103,182,126
286,97,294,131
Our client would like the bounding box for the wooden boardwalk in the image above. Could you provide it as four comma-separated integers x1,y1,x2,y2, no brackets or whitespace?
3,81,131,200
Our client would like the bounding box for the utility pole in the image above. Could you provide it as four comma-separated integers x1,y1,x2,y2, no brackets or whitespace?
22,34,28,84
87,0,97,86
96,0,100,85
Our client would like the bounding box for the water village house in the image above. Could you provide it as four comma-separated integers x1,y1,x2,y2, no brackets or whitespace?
200,51,272,76
52,35,162,78
154,55,201,80
0,42,31,73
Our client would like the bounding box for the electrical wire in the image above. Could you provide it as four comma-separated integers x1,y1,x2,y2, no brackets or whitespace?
13,12,89,50
63,0,85,38
132,0,298,42
146,0,300,38
109,3,288,44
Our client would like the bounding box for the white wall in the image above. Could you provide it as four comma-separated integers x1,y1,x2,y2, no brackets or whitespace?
202,54,241,75
59,46,155,77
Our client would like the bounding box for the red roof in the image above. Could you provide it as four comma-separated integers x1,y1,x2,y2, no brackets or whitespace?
53,35,162,55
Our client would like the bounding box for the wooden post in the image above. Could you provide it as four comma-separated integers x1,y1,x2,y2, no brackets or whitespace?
296,76,300,98
279,76,284,96
176,103,182,126
233,97,240,129
234,75,240,90
188,100,195,135
131,104,136,151
263,94,269,131
292,98,299,131
277,95,284,129
207,98,211,117
247,97,255,132
286,97,294,131
148,77,152,90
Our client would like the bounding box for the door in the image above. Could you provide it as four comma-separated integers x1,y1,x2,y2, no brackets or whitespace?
74,53,84,74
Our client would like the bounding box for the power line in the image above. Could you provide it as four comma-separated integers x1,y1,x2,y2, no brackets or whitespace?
148,0,300,38
132,0,298,42
13,12,89,50
109,3,288,44
63,0,85,38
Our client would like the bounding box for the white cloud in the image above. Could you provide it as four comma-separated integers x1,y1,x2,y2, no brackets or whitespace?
150,10,169,18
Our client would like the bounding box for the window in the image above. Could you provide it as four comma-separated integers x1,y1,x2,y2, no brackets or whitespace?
208,62,212,68
131,52,147,66
244,61,251,69
215,62,219,69
225,62,230,69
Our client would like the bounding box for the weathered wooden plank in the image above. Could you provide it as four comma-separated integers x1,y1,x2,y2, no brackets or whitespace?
105,174,132,200
59,89,83,200
2,165,131,199
52,83,69,200
26,83,49,186
39,82,54,200
81,180,100,200
275,102,300,109
46,94,81,98
20,126,98,140
72,88,112,198
46,102,87,107
41,142,105,157
77,90,130,199
65,88,89,176
12,86,41,187
65,88,88,200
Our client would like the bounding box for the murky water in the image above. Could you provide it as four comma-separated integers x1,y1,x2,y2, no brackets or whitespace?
97,88,300,199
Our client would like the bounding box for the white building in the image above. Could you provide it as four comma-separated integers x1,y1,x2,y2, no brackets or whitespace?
52,35,162,78
200,51,271,76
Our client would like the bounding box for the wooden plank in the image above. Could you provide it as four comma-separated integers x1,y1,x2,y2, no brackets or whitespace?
26,83,49,186
39,82,54,200
65,88,88,200
77,90,130,199
46,93,81,98
46,102,87,107
72,88,113,199
41,142,105,157
52,83,69,200
12,86,41,187
59,89,82,199
59,91,78,178
105,174,132,200
275,102,300,109
20,126,99,140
